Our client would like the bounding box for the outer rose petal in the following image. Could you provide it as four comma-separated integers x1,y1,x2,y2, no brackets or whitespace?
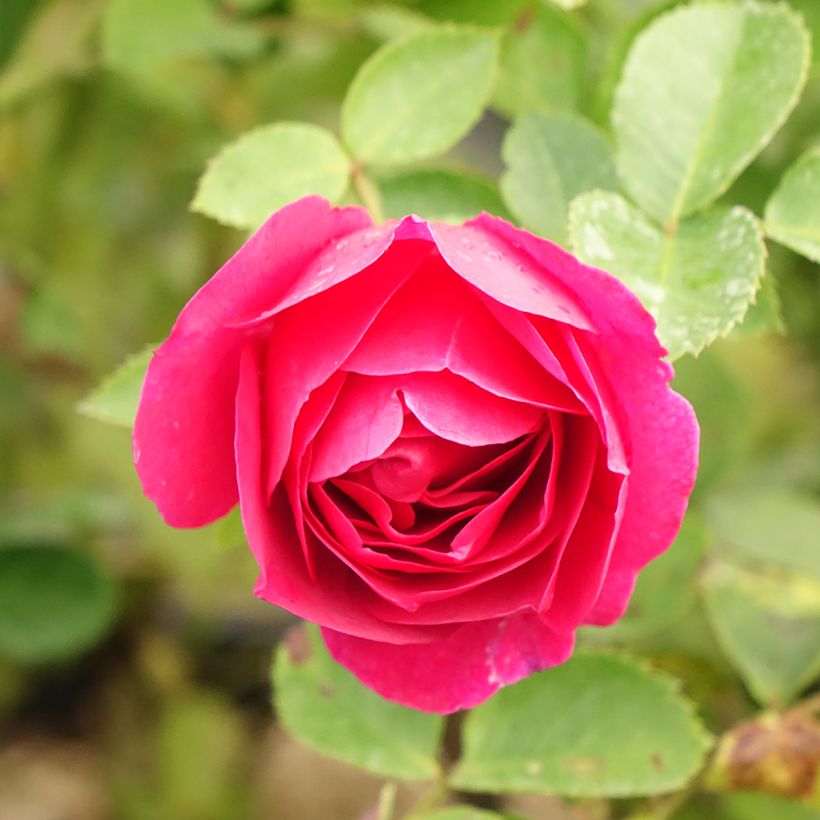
264,236,435,494
134,197,375,527
428,221,595,332
465,214,699,626
343,261,583,413
585,385,698,624
322,612,574,713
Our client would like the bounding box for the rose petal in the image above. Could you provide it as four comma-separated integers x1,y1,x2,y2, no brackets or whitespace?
134,197,372,526
235,343,451,644
541,446,625,632
424,435,531,499
401,371,544,446
535,321,629,474
331,477,487,547
586,381,698,625
230,218,400,330
308,376,405,483
309,484,478,575
365,433,505,504
304,457,563,614
450,428,551,558
282,371,347,578
362,415,594,627
344,256,582,413
322,612,575,713
264,238,434,495
467,214,698,626
429,221,595,332
460,413,565,565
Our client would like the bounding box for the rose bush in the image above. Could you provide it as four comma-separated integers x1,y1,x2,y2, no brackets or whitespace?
134,195,698,713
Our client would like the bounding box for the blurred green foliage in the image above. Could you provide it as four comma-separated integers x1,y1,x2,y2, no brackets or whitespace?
1,0,819,817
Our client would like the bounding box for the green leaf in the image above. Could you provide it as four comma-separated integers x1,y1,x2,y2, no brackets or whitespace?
701,488,820,705
701,561,820,707
341,27,499,165
568,191,765,359
592,515,710,642
214,507,248,552
501,113,616,243
714,792,820,820
450,651,711,797
358,4,433,42
379,168,510,222
292,0,369,23
102,0,264,73
788,0,820,76
542,0,586,9
765,147,820,263
77,347,153,428
192,123,351,229
417,810,514,820
707,488,820,583
586,1,673,128
416,0,530,27
0,546,117,664
0,0,41,70
273,623,443,780
731,271,784,337
492,5,586,118
613,2,810,226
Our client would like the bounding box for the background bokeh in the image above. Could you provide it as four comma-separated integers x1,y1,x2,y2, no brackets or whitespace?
1,1,819,818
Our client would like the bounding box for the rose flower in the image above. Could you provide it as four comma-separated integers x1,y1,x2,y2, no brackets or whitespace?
134,196,698,713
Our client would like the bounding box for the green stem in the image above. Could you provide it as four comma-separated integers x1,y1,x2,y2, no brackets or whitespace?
403,779,450,819
377,782,398,820
351,164,385,223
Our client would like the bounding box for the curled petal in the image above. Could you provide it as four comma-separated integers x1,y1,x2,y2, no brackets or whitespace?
236,343,451,644
344,258,582,413
428,221,595,332
134,197,374,527
322,612,575,713
466,214,698,626
264,237,434,494
401,371,543,446
308,376,405,482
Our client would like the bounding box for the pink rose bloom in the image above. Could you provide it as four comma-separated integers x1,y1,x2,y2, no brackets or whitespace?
134,196,698,713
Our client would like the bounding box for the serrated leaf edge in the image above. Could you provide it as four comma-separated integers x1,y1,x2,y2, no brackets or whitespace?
567,191,767,359
272,626,442,782
450,648,713,798
612,0,812,227
76,345,155,428
191,121,352,229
